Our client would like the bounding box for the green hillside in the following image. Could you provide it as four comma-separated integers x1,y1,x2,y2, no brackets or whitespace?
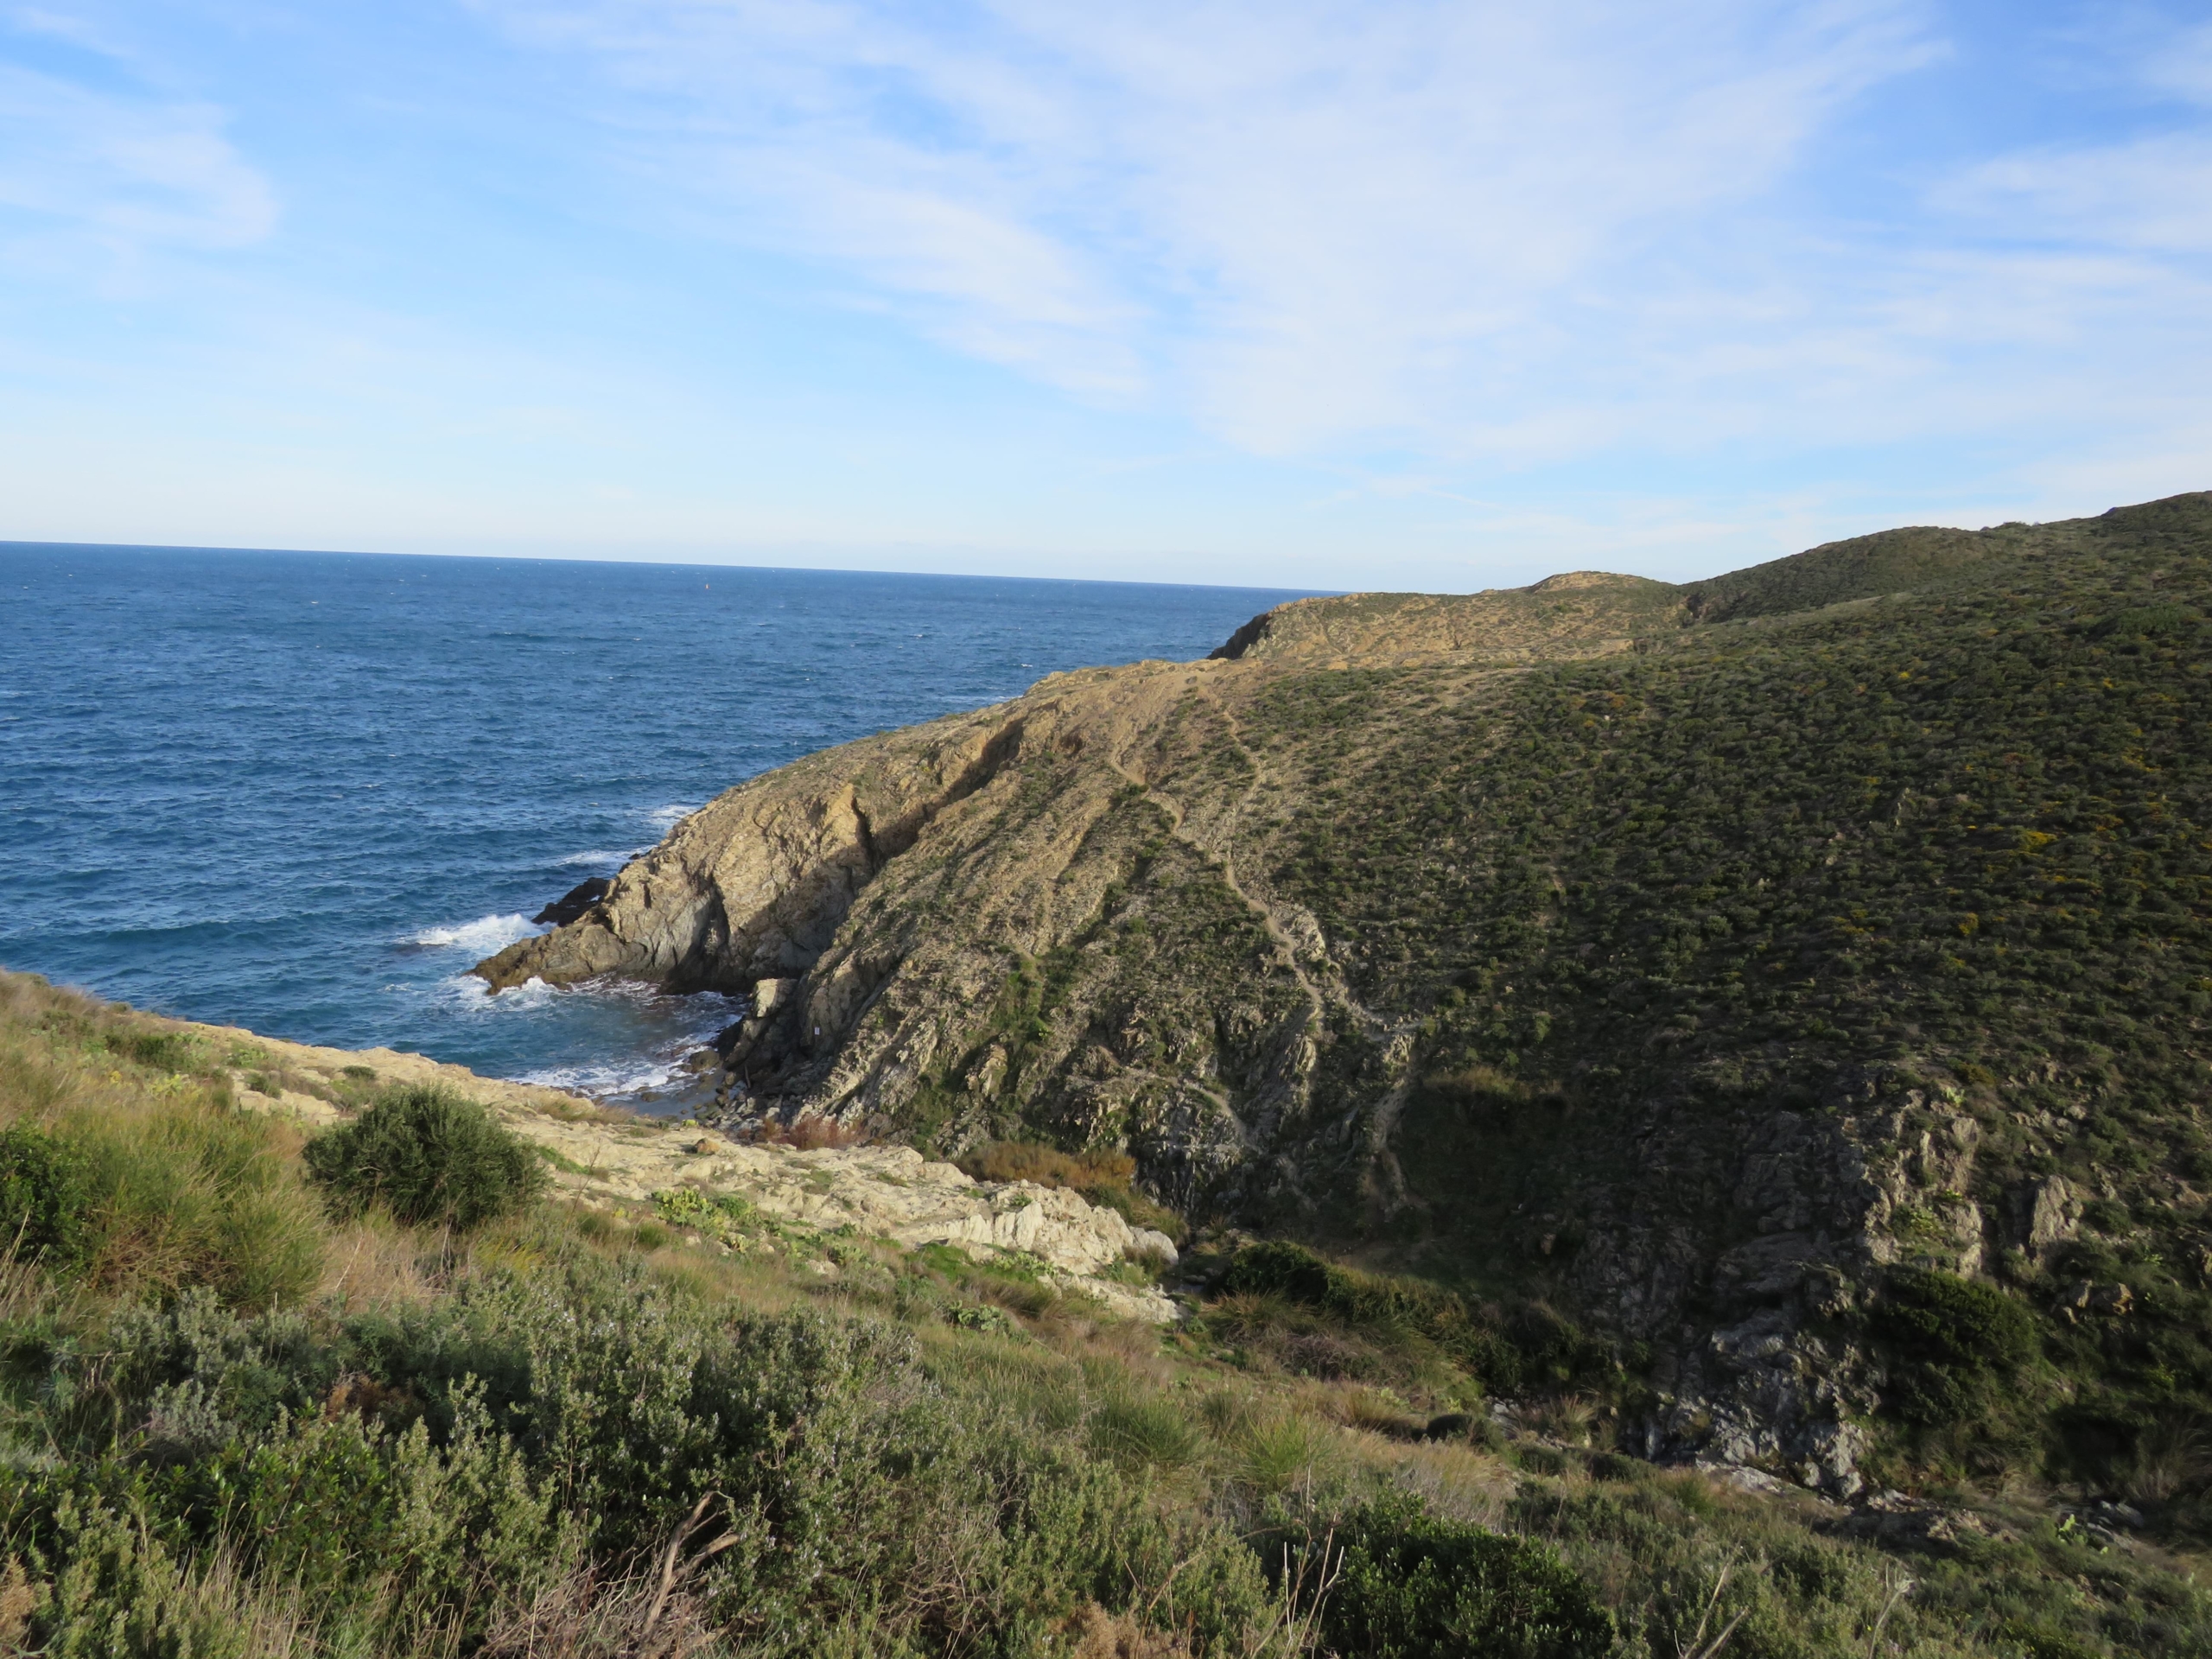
1236,493,2212,1491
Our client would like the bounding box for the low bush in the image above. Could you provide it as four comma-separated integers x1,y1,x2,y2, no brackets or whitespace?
1283,1491,1614,1659
0,1260,1274,1656
0,1123,90,1265
743,1115,868,1150
1219,1241,1608,1395
959,1140,1185,1242
964,1140,1137,1190
304,1085,544,1230
1870,1265,2037,1426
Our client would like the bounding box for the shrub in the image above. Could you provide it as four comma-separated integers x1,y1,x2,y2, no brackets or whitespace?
0,1122,90,1265
744,1115,867,1150
125,1029,203,1074
1220,1241,1608,1395
1291,1491,1615,1659
304,1086,543,1230
963,1140,1136,1190
1870,1266,2037,1426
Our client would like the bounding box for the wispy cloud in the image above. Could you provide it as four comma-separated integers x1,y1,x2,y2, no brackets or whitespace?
0,37,275,282
479,1,1964,447
1940,132,2212,252
2145,19,2212,105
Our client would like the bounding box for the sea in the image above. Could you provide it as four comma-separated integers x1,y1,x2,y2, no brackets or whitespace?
0,543,1307,1109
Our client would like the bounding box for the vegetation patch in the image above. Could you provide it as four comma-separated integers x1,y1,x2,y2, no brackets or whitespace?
303,1085,545,1230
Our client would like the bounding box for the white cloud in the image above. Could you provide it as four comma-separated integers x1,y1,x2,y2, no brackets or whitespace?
480,0,1945,447
1939,132,2212,252
0,59,276,275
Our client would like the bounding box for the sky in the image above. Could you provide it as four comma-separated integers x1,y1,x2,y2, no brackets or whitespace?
0,0,2207,592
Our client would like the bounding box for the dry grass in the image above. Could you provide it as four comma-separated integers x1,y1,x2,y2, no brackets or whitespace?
1066,1604,1190,1658
1308,1382,1427,1440
959,1139,1135,1190
478,1560,720,1658
318,1217,438,1312
1376,1438,1515,1529
1525,1393,1605,1448
741,1114,868,1151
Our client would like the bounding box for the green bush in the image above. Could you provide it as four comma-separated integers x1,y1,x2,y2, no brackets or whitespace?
0,1263,1274,1656
1220,1241,1606,1394
0,1122,90,1265
1291,1491,1614,1659
1870,1266,2037,1425
123,1031,201,1074
303,1086,543,1229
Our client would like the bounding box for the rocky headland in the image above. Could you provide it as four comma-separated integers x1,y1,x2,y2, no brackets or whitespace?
475,493,2212,1502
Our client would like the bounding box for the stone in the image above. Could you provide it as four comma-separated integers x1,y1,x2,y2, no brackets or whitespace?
2015,1175,2078,1259
532,877,610,927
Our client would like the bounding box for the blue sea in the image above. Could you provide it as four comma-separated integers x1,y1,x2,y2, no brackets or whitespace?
0,543,1306,1106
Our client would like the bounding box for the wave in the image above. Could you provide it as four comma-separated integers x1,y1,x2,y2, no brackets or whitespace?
644,804,697,834
514,983,741,1103
518,1053,702,1099
552,847,642,868
402,913,543,952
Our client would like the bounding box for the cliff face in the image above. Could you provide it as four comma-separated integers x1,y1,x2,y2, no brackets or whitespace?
480,493,2212,1495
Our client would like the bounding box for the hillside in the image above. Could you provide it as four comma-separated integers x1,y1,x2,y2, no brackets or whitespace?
480,491,2212,1516
6,969,2211,1656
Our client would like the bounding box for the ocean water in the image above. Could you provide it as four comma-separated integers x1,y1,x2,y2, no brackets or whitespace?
0,543,1306,1106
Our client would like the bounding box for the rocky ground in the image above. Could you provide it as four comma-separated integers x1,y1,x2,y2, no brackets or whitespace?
188,1017,1181,1321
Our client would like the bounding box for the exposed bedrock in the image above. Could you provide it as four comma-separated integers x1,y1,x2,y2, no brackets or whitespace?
478,705,1030,995
474,653,1360,1230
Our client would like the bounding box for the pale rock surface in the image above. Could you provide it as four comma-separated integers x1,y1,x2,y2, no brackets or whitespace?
186,1018,1179,1321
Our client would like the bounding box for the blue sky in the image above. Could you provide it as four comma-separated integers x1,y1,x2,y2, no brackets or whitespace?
1,0,2207,591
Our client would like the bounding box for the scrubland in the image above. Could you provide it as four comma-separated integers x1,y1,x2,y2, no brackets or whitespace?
1,970,2205,1657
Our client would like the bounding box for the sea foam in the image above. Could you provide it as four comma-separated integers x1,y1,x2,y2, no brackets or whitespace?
404,913,543,953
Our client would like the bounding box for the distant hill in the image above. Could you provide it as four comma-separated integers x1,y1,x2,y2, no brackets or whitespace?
484,491,2212,1508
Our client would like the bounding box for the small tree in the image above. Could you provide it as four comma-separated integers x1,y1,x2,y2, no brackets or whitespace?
305,1086,543,1230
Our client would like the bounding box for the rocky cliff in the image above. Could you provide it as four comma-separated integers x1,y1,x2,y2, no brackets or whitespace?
479,493,2212,1497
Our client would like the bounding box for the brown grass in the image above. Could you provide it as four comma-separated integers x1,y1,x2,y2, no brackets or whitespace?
318,1217,437,1312
1066,1604,1189,1658
959,1139,1135,1190
478,1560,718,1658
742,1114,868,1150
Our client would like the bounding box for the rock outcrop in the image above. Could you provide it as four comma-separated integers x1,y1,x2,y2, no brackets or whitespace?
182,1016,1180,1319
